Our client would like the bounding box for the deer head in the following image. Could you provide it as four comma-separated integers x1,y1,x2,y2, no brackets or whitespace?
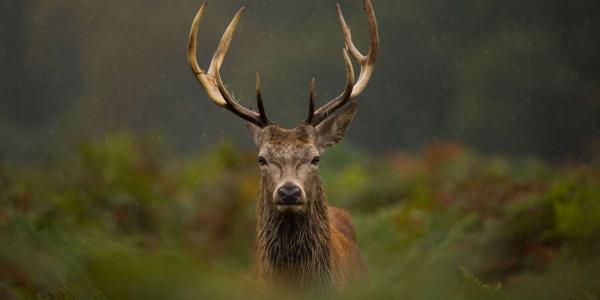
188,0,378,291
187,1,378,214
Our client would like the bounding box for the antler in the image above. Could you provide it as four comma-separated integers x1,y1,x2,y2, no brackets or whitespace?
307,0,379,126
188,2,270,127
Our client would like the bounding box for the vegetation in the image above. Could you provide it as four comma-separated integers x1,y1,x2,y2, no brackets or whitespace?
0,134,598,299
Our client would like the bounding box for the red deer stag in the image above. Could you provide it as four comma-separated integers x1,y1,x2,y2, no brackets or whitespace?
187,0,378,292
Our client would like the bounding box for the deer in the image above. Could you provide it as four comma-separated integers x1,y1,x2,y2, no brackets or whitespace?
187,0,378,292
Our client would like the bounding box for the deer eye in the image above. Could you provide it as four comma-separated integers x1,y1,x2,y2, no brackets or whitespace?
311,156,320,165
258,156,267,166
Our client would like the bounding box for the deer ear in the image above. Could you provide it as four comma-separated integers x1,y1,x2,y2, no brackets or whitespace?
246,123,262,146
315,101,357,151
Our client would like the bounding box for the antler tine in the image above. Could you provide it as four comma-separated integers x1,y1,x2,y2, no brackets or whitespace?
310,48,355,125
188,2,225,106
336,3,365,62
213,66,267,125
187,2,268,127
207,7,244,75
188,3,206,76
348,0,379,98
309,0,378,126
256,73,270,125
306,78,316,124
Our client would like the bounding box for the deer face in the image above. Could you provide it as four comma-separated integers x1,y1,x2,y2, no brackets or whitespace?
248,103,357,214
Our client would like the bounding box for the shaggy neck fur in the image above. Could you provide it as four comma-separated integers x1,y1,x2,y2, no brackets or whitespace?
256,175,332,291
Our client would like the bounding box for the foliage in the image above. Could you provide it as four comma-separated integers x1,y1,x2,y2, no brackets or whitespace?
0,135,598,299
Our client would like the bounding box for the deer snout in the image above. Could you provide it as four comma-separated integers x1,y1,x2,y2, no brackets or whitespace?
275,182,305,206
277,183,302,204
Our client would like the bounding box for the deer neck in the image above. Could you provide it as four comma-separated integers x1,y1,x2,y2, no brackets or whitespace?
256,176,332,289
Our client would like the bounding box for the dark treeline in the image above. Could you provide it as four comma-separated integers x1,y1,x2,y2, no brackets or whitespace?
1,0,599,161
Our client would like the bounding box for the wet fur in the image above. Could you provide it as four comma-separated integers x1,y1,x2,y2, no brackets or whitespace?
255,176,367,292
252,112,366,292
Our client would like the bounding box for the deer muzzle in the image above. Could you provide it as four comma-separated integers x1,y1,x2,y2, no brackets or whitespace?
274,182,306,212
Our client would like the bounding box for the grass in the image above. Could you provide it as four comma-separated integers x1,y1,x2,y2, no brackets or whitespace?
0,134,598,299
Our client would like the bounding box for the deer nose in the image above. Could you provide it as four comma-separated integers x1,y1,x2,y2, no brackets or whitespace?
277,183,302,204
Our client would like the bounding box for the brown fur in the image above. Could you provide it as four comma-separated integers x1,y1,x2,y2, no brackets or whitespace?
185,0,378,292
250,104,366,292
255,178,366,292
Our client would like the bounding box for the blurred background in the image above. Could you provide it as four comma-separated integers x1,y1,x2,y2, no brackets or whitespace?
2,0,599,161
0,0,599,299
